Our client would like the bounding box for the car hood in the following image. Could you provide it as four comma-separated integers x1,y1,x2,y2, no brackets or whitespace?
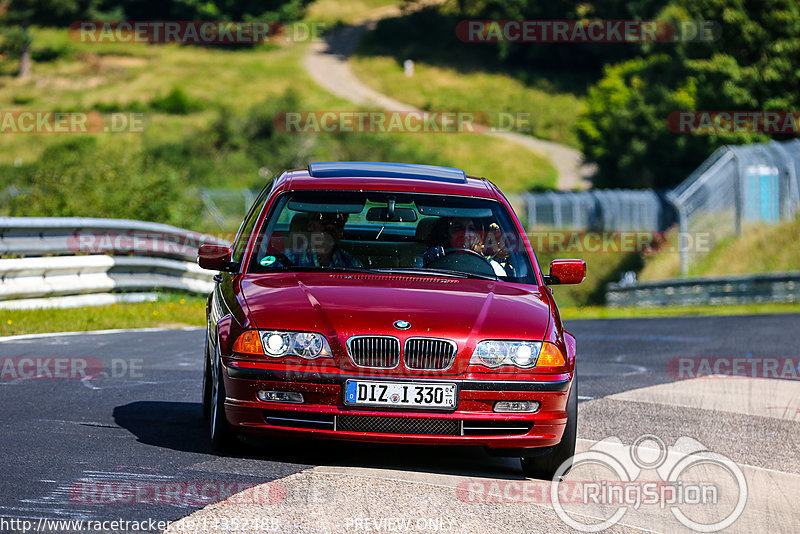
241,273,551,350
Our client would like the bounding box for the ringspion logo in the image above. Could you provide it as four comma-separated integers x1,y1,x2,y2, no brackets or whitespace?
551,435,747,532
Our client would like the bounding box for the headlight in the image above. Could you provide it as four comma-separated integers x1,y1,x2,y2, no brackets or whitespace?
470,340,551,369
260,330,332,359
264,332,291,356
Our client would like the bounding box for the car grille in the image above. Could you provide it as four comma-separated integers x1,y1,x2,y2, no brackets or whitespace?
264,411,530,437
404,338,457,370
347,336,400,369
337,415,460,436
264,410,335,430
462,420,532,436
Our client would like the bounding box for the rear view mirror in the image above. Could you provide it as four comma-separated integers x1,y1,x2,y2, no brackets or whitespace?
546,259,586,285
198,244,236,271
366,207,418,222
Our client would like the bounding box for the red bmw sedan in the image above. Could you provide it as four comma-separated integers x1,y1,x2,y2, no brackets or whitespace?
198,162,585,479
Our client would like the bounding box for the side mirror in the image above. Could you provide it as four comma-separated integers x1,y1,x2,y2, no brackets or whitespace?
198,244,235,272
545,259,586,285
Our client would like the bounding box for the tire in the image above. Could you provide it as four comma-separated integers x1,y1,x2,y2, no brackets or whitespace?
201,332,212,420
520,375,577,480
209,335,236,452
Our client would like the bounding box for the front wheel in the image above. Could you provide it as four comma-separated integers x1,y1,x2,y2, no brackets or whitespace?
202,331,212,420
520,375,577,480
209,336,236,452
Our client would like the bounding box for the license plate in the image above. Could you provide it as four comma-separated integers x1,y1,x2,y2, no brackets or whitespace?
344,380,457,409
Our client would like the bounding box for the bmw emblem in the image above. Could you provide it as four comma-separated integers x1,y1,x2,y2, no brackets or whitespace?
393,320,411,330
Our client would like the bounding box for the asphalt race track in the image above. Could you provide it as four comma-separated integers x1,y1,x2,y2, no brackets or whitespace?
0,315,798,533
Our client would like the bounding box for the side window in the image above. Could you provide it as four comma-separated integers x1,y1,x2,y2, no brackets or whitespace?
231,187,270,264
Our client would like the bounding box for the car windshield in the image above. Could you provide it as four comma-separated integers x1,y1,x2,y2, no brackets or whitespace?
247,190,536,284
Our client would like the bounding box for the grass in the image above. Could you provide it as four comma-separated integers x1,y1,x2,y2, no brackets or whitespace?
350,55,585,147
0,295,206,337
639,216,800,281
0,25,556,193
4,292,797,339
560,302,800,320
306,0,401,25
535,245,642,308
349,7,586,147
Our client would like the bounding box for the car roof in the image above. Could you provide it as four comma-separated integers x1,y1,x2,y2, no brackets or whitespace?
274,162,500,199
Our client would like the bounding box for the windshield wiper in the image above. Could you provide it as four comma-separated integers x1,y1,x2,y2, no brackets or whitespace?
374,267,498,281
269,266,381,274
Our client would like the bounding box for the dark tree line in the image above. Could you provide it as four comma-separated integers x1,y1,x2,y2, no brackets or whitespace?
0,0,311,77
456,0,800,188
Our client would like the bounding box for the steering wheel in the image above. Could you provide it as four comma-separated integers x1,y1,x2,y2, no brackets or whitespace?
425,248,496,277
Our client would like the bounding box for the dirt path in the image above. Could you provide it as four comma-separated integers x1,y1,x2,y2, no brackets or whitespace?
303,12,593,190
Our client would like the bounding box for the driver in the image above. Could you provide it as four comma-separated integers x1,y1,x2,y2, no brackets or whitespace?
421,217,507,277
284,212,362,268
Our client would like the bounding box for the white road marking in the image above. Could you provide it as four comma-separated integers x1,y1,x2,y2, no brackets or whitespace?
607,376,800,422
0,326,202,343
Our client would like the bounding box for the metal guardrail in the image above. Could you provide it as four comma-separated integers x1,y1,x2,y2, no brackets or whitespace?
606,272,800,307
0,216,226,261
0,217,226,309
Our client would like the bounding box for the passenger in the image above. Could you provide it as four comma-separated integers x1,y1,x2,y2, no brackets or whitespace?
284,212,362,268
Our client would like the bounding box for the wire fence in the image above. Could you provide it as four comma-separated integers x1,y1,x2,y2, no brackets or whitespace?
524,139,800,274
522,189,675,231
670,139,800,273
198,187,260,230
0,185,23,216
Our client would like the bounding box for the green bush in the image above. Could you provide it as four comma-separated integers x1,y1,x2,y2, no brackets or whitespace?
148,87,205,115
9,138,202,229
92,100,149,113
146,90,449,189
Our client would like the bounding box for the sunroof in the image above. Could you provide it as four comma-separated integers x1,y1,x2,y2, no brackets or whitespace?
307,161,467,184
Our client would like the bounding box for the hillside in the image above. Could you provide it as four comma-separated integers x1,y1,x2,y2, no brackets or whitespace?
640,217,800,281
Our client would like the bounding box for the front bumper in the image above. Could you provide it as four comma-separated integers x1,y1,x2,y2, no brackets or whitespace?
221,363,572,452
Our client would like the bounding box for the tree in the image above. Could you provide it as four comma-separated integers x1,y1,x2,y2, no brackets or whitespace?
1,0,97,78
577,0,800,188
0,1,313,78
99,0,313,22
